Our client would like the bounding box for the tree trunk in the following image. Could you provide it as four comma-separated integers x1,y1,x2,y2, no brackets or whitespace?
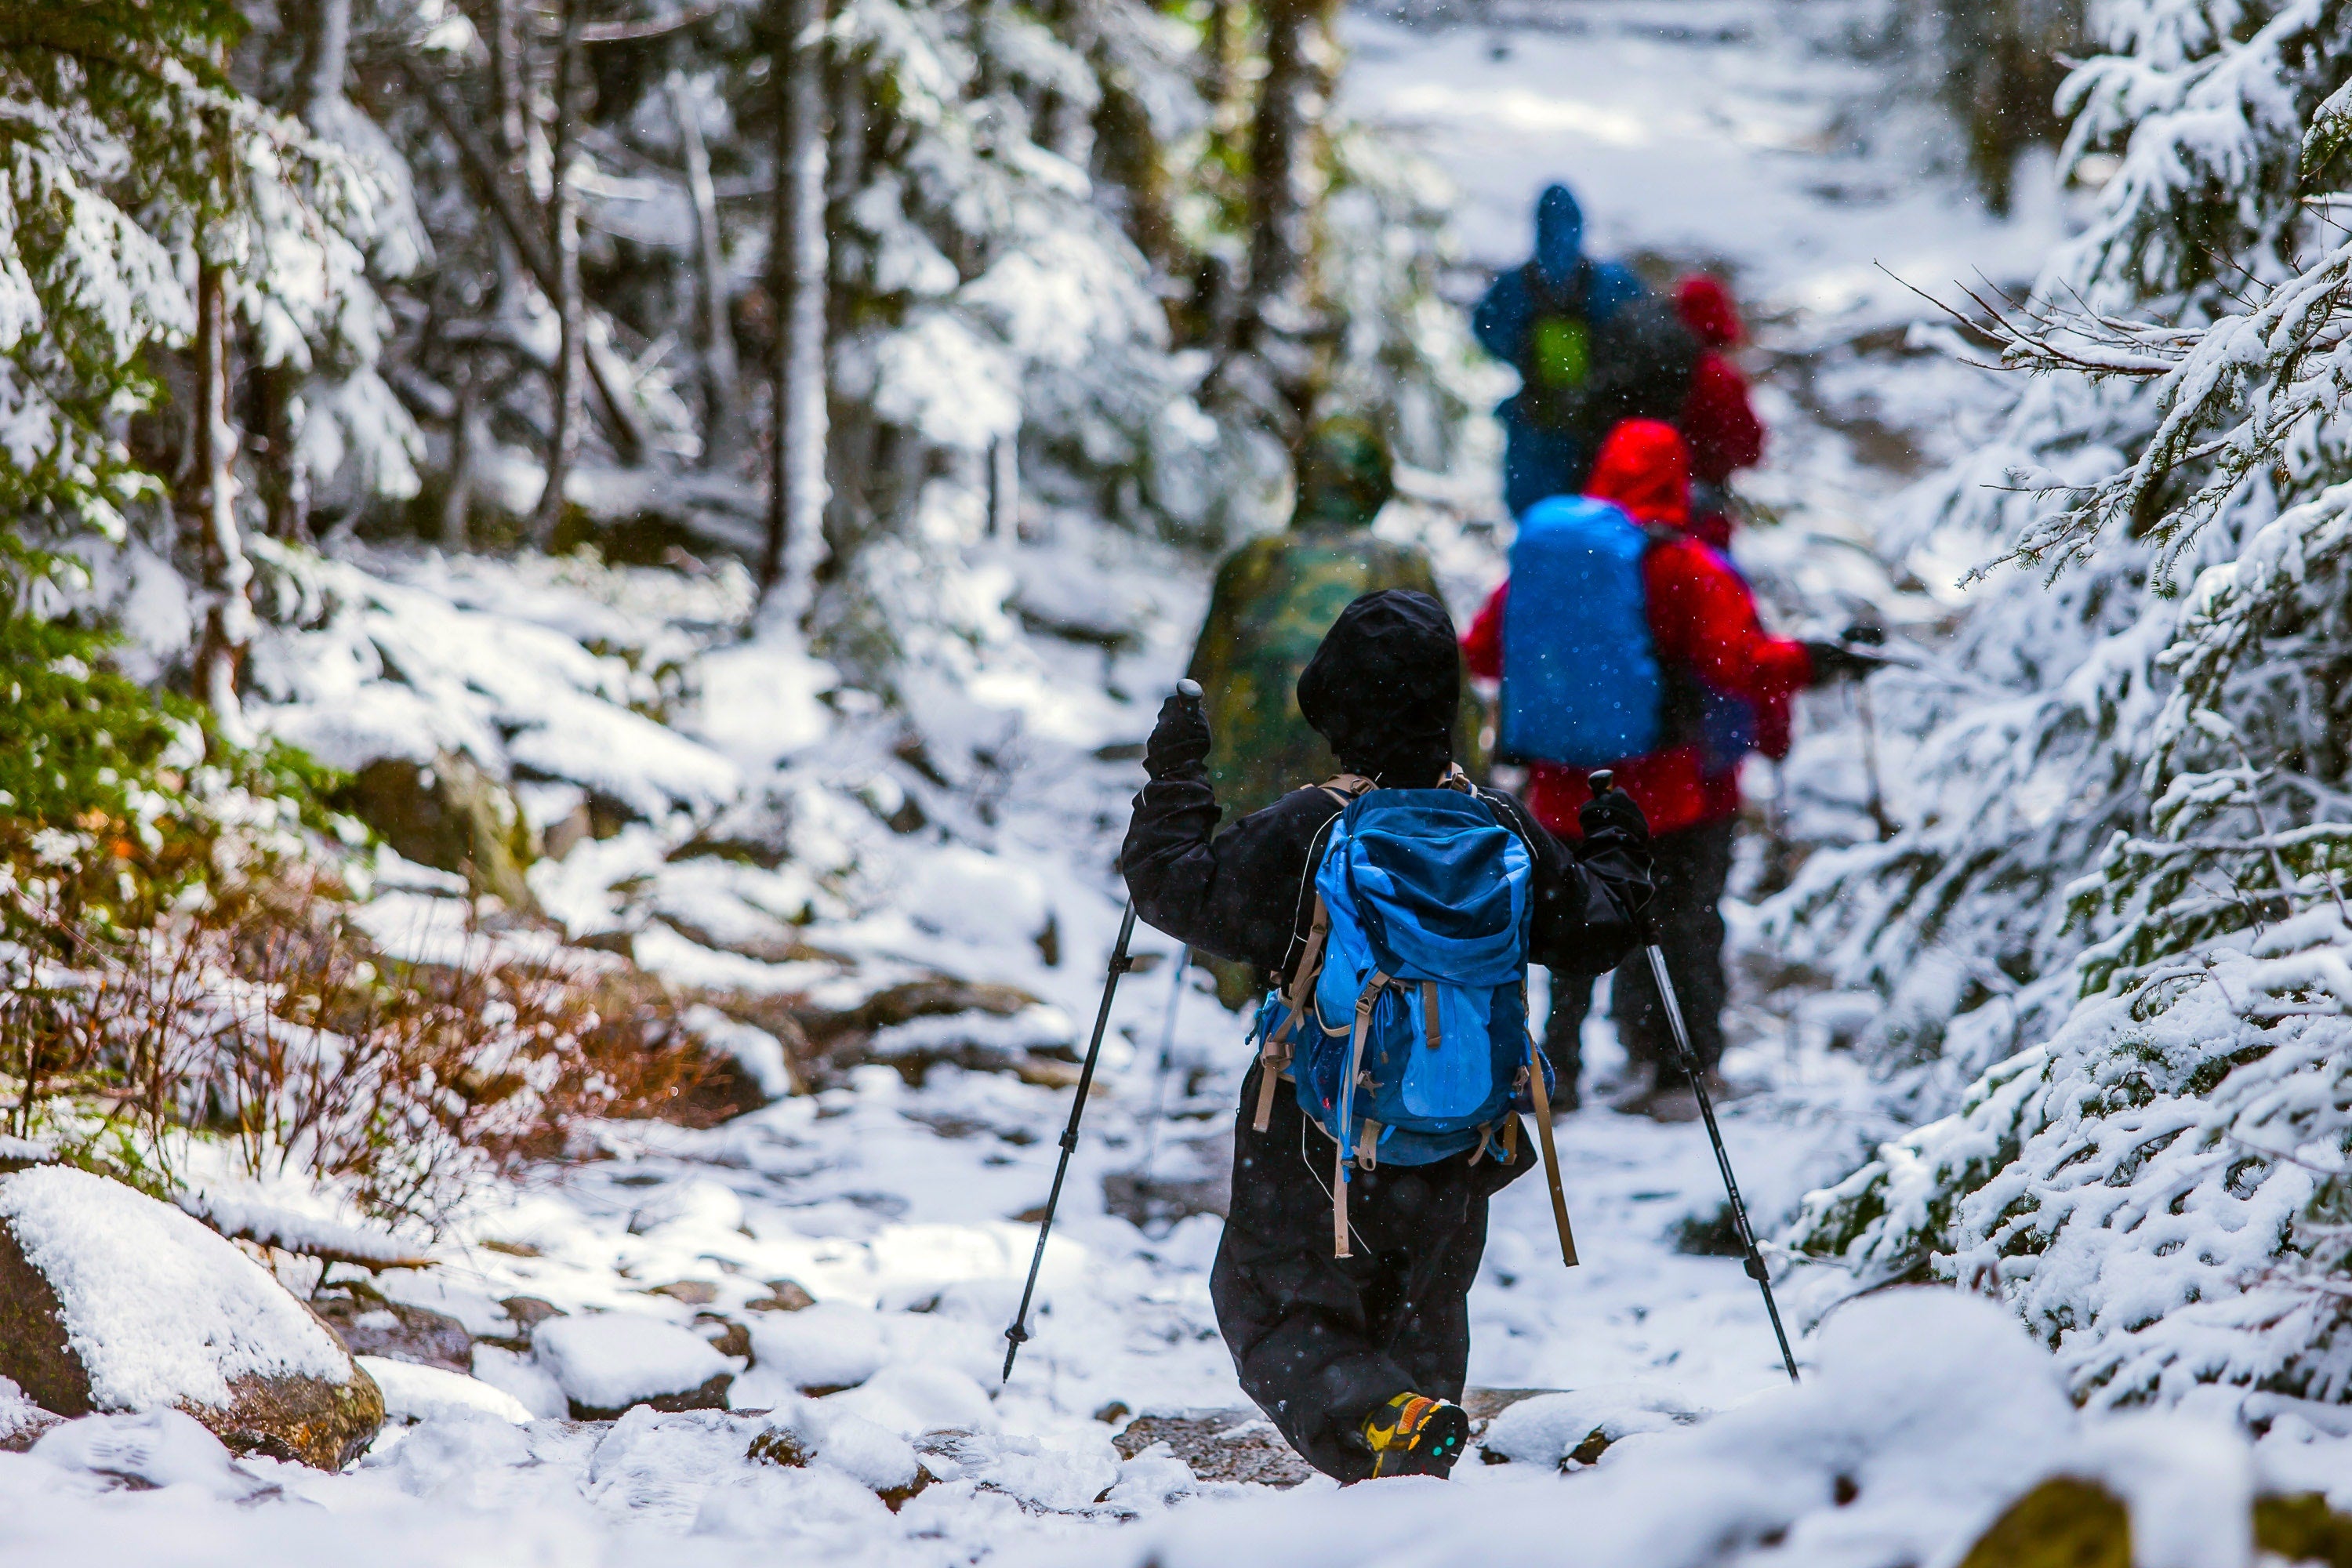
765,0,829,601
301,0,351,118
1239,0,1338,427
246,0,353,546
442,377,479,550
254,366,310,542
669,71,742,466
1245,0,1315,321
534,0,586,545
485,0,530,305
403,59,649,463
487,0,528,169
190,264,255,746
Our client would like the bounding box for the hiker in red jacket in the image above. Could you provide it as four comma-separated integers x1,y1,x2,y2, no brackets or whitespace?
1463,419,1866,1118
1672,276,1765,552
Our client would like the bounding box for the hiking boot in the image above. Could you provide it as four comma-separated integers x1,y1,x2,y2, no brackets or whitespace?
1361,1392,1472,1479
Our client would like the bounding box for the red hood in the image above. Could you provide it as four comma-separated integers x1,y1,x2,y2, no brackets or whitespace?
1675,275,1742,349
1584,419,1692,531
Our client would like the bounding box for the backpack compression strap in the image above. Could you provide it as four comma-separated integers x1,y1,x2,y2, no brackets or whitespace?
1522,983,1580,1269
1256,893,1330,1132
1334,969,1392,1258
1255,774,1379,1134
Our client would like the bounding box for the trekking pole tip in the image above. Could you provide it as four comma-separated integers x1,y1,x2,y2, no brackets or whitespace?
1176,678,1202,700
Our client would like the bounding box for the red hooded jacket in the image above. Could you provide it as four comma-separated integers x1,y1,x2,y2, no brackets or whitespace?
1674,277,1766,550
1463,420,1809,839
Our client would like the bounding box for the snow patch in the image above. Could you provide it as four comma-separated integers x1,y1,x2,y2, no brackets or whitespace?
360,1357,535,1426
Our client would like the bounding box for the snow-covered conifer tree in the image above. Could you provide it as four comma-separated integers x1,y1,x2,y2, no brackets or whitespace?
1788,0,2352,1414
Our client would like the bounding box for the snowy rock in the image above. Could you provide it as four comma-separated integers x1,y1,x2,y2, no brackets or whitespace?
916,1428,1123,1512
531,1312,734,1419
178,1191,434,1272
311,1290,474,1375
1481,1384,1708,1470
1112,1410,1315,1488
750,1397,927,1501
0,1374,60,1452
0,1168,383,1469
822,1363,996,1436
358,1357,535,1427
335,750,536,908
742,1301,887,1394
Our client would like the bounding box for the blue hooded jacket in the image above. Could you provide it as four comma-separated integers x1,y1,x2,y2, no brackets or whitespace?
1472,183,1646,420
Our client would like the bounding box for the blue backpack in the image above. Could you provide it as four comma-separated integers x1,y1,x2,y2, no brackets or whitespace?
1250,779,1557,1257
1497,495,1664,767
1497,495,1762,775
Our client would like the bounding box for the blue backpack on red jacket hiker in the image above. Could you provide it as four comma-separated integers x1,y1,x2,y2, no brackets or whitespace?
1248,775,1559,1258
1497,495,1756,773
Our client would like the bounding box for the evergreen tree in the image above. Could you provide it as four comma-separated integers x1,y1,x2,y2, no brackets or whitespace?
1786,0,2352,1414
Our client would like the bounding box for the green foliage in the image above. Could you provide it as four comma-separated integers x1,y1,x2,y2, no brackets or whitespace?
0,537,343,940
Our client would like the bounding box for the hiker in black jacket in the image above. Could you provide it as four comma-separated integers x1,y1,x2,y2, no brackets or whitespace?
1122,589,1650,1483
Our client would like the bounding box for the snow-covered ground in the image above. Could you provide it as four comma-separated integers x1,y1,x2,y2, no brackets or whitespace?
17,4,2343,1563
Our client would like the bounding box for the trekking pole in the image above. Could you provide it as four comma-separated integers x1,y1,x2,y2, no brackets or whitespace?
1002,677,1200,1381
1002,898,1137,1383
1589,769,1802,1385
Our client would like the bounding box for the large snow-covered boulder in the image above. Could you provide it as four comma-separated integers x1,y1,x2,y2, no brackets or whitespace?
0,1167,383,1469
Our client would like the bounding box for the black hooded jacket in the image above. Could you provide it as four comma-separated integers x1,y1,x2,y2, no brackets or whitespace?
1123,590,1649,982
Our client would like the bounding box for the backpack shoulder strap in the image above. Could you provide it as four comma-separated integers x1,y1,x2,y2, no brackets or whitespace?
1317,773,1377,805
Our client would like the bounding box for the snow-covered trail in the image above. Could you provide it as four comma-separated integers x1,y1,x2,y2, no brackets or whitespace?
0,7,2077,1563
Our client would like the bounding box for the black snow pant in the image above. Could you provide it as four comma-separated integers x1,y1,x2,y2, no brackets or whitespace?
1210,1062,1533,1483
1544,818,1736,1094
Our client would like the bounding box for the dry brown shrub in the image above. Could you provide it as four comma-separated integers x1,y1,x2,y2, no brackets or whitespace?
0,871,725,1227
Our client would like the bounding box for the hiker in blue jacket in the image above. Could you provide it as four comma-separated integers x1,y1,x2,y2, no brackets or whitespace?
1472,183,1653,515
1123,590,1651,1482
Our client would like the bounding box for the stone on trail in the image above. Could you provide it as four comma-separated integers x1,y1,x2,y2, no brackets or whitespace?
1112,1410,1316,1488
359,1356,535,1426
1478,1383,1706,1470
335,749,537,909
314,1288,475,1374
0,1167,383,1469
532,1312,735,1419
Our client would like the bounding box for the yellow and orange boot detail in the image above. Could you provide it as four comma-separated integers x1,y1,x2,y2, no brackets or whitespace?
1361,1392,1472,1478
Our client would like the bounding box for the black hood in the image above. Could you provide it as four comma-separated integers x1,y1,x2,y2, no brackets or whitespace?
1296,590,1459,787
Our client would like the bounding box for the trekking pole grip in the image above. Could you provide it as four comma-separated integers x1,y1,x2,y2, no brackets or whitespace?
1586,769,1653,942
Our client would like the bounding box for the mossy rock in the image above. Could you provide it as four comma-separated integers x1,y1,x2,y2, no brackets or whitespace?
1962,1477,2352,1568
336,750,535,908
1961,1477,2129,1568
2256,1493,2352,1568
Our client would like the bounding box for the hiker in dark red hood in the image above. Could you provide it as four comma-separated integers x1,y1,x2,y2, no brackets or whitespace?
1672,276,1765,550
1462,419,1835,1116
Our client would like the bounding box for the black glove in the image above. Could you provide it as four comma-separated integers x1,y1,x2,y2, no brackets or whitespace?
1578,784,1649,849
1802,640,1887,687
1143,691,1211,779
